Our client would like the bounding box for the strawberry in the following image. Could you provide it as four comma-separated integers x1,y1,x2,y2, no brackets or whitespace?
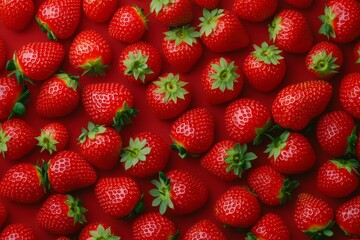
319,0,360,43
78,122,122,170
118,41,162,84
150,0,193,27
294,193,334,239
83,0,117,23
146,73,192,119
109,6,147,43
269,9,313,53
162,25,202,73
355,41,360,64
184,219,226,240
340,73,360,119
79,222,120,240
0,224,36,240
95,177,143,218
0,38,5,70
69,30,112,76
336,195,360,237
121,131,169,178
232,0,278,22
201,57,243,104
36,194,87,235
150,170,208,215
272,80,333,130
192,0,219,10
198,9,249,53
0,0,34,31
36,0,81,40
265,131,316,174
170,108,214,158
201,141,257,181
285,0,313,8
243,42,285,92
0,118,37,161
35,73,80,118
0,201,7,228
36,122,69,154
246,213,290,240
214,186,261,228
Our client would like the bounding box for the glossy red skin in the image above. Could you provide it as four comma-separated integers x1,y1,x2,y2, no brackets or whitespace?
0,38,5,70
83,0,117,23
232,0,278,22
184,219,226,240
0,224,36,240
152,0,193,27
225,98,271,144
0,201,7,228
79,222,118,240
0,77,22,120
357,133,360,160
0,0,34,31
285,0,313,8
340,73,360,119
40,122,69,153
336,195,360,237
355,41,360,63
192,0,219,9
250,213,290,240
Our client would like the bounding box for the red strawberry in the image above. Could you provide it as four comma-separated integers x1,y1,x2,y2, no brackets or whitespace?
83,0,117,23
36,73,80,118
0,118,37,161
79,222,120,240
0,0,34,31
150,170,208,215
118,42,162,84
336,195,360,237
69,30,112,76
170,108,214,158
201,57,243,104
146,73,192,120
150,0,193,27
355,41,360,64
269,9,313,53
340,73,360,119
36,122,69,154
109,6,147,43
95,177,142,218
0,201,7,228
201,141,257,181
36,0,81,40
214,186,261,228
0,224,35,240
36,194,87,235
246,213,290,240
243,42,285,92
198,9,249,52
265,131,316,174
184,219,226,240
232,0,278,22
285,0,313,8
0,38,5,70
192,0,219,10
272,80,333,130
319,0,360,43
6,42,65,83
78,122,122,170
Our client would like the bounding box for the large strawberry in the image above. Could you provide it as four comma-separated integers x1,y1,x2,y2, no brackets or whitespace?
0,224,36,240
0,38,5,70
0,0,34,31
0,201,6,228
355,41,360,64
83,0,117,23
232,0,278,22
340,72,360,119
285,0,313,8
150,0,193,27
36,122,69,154
79,222,120,240
336,195,360,237
246,213,290,240
184,219,226,240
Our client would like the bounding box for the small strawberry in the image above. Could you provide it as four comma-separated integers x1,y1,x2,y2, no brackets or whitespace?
150,170,208,215
0,0,34,31
340,73,360,119
336,195,360,237
36,194,87,235
83,0,117,23
285,0,313,8
0,38,5,70
150,0,193,27
192,0,219,9
269,9,313,53
0,201,7,228
184,219,226,240
0,224,36,240
198,9,249,52
232,0,278,22
246,213,290,240
355,41,360,64
243,42,285,92
79,222,120,240
36,122,69,154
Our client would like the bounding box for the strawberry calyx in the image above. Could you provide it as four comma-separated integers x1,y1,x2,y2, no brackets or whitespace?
309,51,339,77
245,232,258,240
319,6,336,39
253,120,274,145
113,102,138,131
330,159,359,175
0,128,10,158
123,196,144,220
56,72,80,91
153,73,189,104
164,25,200,46
123,51,154,83
9,84,29,119
199,9,225,37
345,126,357,157
120,137,151,170
209,57,239,92
171,140,188,159
35,17,57,41
304,221,334,240
35,161,51,193
80,56,109,77
89,224,120,240
252,42,283,65
264,131,290,160
65,194,87,225
35,130,59,154
269,16,282,42
6,54,27,84
150,0,174,15
357,49,360,64
278,178,300,204
224,143,257,177
169,231,179,240
78,122,106,144
133,5,148,29
149,172,174,214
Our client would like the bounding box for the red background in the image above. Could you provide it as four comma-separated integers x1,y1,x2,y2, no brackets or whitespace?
0,0,359,239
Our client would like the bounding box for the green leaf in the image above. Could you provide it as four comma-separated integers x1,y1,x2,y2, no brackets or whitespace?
153,73,189,103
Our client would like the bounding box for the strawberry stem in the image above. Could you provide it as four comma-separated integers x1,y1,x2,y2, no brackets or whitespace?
224,143,257,177
78,122,106,144
113,102,138,131
309,51,339,77
80,56,109,77
149,172,174,215
35,130,59,154
65,194,87,224
89,224,120,240
319,6,336,39
0,128,10,158
209,57,239,92
120,137,151,170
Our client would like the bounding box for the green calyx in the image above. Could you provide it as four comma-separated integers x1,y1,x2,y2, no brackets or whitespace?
150,0,174,15
56,73,80,91
357,49,360,64
80,56,109,77
304,221,334,240
253,120,273,146
345,126,357,157
331,159,360,175
120,137,151,170
269,16,282,42
134,5,148,29
123,51,154,83
122,197,144,220
319,6,336,39
0,128,10,158
35,161,51,193
78,122,106,144
278,178,300,204
264,131,290,160
164,25,200,46
210,57,239,92
252,42,283,65
65,194,87,225
8,84,29,119
199,9,225,37
35,130,59,154
113,102,138,131
245,232,257,240
36,17,57,40
149,172,174,215
224,143,257,177
309,51,339,77
89,224,120,240
153,73,189,104
171,141,188,159
6,54,27,84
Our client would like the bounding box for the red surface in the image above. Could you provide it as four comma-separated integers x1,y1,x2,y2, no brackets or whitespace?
0,0,359,239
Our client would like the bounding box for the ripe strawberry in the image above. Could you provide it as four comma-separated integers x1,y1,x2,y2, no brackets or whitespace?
170,108,214,158
0,118,37,161
0,0,34,31
95,177,142,218
146,73,192,119
246,213,290,240
36,122,69,154
198,9,249,52
78,122,122,170
82,83,137,130
336,195,360,237
272,80,333,130
36,73,80,118
214,186,261,228
79,222,120,240
243,42,285,92
118,42,162,84
36,194,87,235
285,0,313,8
232,0,278,22
150,170,208,215
184,219,226,240
109,6,147,43
0,201,7,228
319,0,360,43
201,141,257,181
269,9,313,53
340,73,360,118
150,0,193,27
201,57,243,104
69,30,112,76
192,0,219,9
0,224,35,240
355,41,360,64
265,131,316,174
36,0,81,40
83,0,117,23
0,38,5,70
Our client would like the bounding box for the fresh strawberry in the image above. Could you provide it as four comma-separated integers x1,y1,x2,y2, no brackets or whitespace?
0,224,35,239
0,38,5,70
78,122,122,170
36,122,69,154
201,57,243,104
69,30,112,76
118,41,162,84
246,213,290,240
150,170,208,215
146,73,192,119
36,0,81,40
36,194,87,235
355,41,360,64
0,118,37,161
198,9,249,52
336,195,360,237
170,108,214,158
0,0,34,31
184,219,226,240
243,42,285,92
95,177,142,218
109,6,147,43
232,0,278,22
319,0,360,43
36,73,80,118
0,201,7,228
192,0,219,9
83,0,117,23
340,73,360,118
272,80,333,130
79,222,120,240
269,9,313,53
150,0,193,27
